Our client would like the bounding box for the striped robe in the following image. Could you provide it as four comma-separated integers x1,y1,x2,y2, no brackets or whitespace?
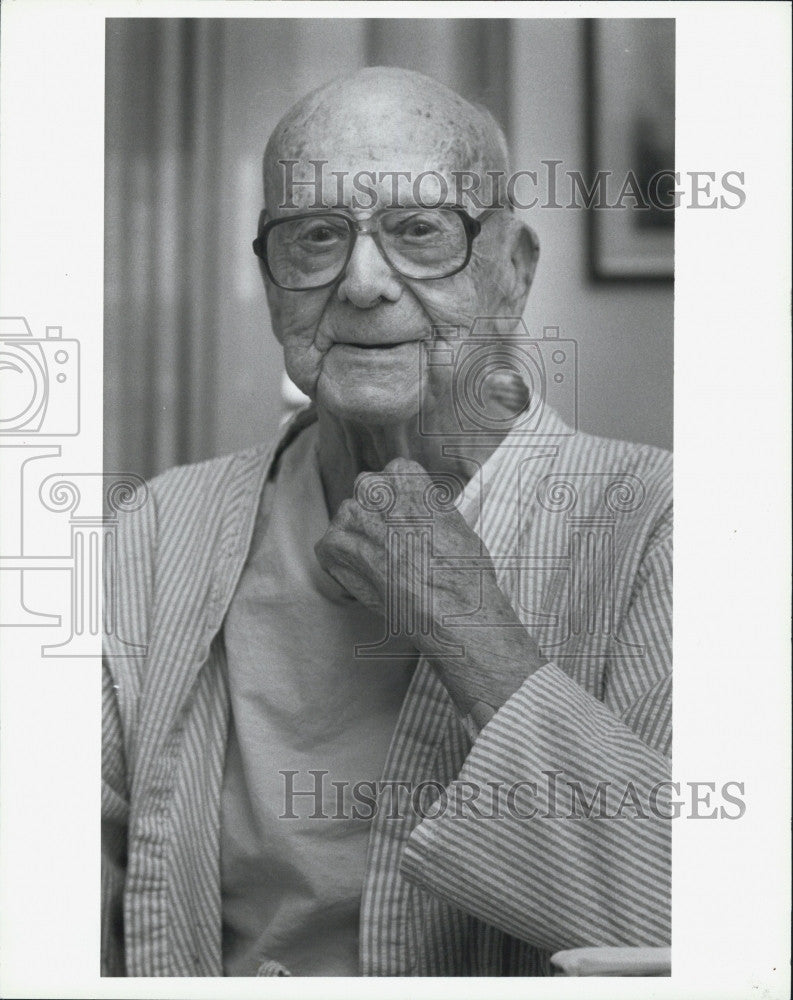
102,406,672,976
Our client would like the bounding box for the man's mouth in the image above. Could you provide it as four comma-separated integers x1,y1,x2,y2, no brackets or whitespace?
339,341,407,349
333,339,421,350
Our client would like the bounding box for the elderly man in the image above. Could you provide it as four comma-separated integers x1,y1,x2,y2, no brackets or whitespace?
102,67,672,977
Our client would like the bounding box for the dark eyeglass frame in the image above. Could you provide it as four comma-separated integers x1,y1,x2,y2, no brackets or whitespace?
252,206,500,291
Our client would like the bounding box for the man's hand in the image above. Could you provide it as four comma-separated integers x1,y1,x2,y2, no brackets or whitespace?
315,458,548,723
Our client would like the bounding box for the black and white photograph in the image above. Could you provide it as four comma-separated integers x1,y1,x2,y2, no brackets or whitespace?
103,16,674,979
0,3,789,998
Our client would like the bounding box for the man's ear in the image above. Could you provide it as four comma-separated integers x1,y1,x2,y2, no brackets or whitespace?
508,220,540,310
256,207,270,287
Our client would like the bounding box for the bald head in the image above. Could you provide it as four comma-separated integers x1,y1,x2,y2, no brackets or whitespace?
263,67,510,211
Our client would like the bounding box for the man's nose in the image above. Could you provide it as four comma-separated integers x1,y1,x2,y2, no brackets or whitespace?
337,234,403,308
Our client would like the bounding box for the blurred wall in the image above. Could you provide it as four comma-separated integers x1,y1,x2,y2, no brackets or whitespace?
509,20,673,448
104,18,672,481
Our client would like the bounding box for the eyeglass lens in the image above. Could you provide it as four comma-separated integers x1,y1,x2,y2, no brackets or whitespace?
265,209,469,288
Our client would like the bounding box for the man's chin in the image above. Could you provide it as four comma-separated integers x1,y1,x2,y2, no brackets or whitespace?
316,345,426,426
315,379,423,428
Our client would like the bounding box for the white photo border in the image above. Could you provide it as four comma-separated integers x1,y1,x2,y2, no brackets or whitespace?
0,2,790,998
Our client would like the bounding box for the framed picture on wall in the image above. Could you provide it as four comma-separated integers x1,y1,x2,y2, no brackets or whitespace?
585,19,675,280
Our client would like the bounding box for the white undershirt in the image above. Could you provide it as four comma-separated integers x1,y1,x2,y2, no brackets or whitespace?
219,422,417,976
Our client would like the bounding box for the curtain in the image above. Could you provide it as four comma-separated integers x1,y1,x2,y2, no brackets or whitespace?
105,19,224,479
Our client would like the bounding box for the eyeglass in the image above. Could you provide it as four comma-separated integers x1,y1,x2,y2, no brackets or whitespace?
252,207,499,291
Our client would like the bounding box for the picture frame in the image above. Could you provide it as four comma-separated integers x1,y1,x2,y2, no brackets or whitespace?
585,19,675,281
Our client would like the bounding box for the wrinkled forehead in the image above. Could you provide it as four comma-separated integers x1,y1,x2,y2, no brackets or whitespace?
263,85,506,212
